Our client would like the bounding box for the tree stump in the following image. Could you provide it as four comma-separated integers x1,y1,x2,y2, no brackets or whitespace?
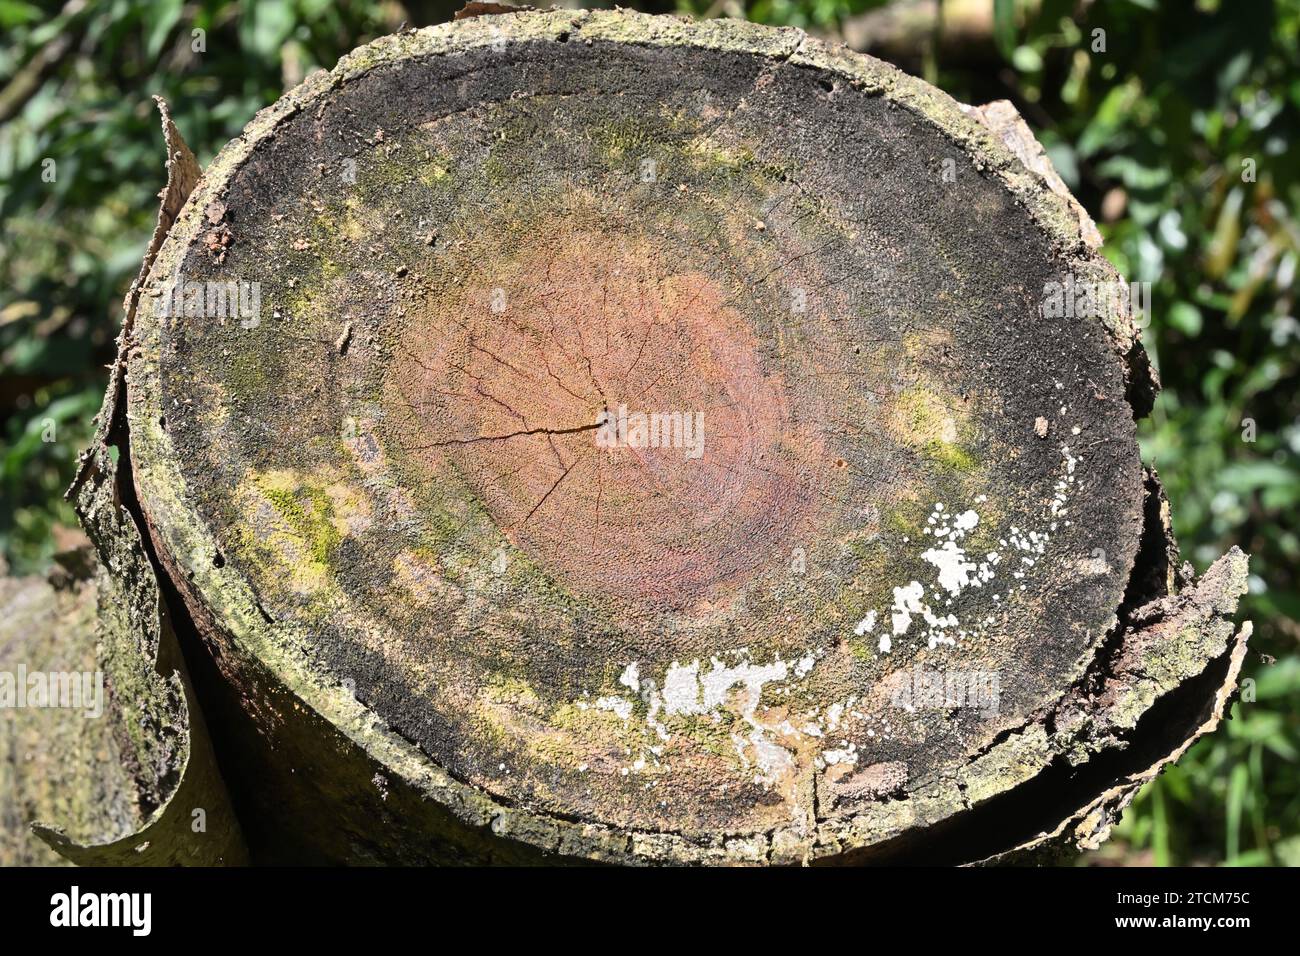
44,8,1248,865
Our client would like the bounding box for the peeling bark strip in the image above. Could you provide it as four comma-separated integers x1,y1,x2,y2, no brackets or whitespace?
43,9,1245,865
26,100,245,866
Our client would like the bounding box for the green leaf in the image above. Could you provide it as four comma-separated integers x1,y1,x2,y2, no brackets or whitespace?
993,0,1017,61
144,0,185,60
1168,301,1203,336
1225,761,1248,862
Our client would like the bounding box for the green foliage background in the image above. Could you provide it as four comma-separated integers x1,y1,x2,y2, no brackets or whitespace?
1,0,1296,865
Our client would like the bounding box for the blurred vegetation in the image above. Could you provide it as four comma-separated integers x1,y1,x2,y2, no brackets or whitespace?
1,0,1295,864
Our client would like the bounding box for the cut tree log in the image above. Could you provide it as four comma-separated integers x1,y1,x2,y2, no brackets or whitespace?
35,8,1248,865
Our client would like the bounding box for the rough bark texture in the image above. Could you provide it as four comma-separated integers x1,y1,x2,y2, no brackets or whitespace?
19,100,245,866
16,8,1249,866
1,550,115,866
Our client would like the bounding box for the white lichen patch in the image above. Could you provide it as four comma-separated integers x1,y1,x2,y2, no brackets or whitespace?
822,741,859,767
574,649,816,788
661,656,789,719
853,610,877,637
856,443,1081,655
595,696,634,721
618,662,640,694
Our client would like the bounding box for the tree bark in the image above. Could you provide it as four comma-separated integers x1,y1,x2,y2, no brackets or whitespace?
25,7,1248,865
1,549,109,867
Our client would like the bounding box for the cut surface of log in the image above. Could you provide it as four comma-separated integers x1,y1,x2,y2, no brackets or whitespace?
77,9,1249,864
